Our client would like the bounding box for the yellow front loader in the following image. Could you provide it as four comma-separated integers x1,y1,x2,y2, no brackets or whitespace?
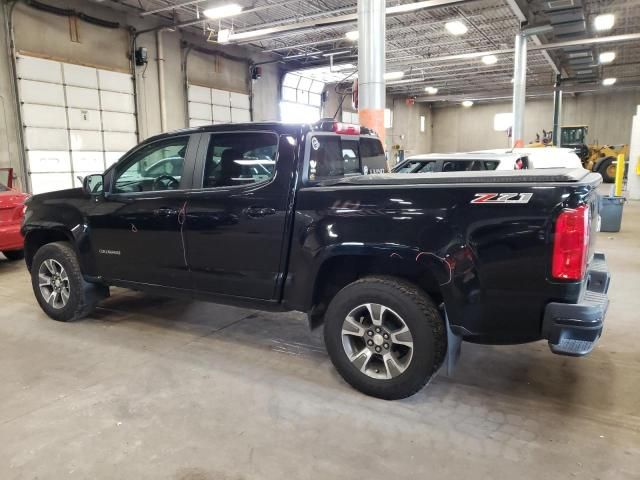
529,125,629,183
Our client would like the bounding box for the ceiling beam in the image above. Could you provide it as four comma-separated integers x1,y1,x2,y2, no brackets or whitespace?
223,0,474,44
386,32,640,68
416,83,640,103
504,0,560,75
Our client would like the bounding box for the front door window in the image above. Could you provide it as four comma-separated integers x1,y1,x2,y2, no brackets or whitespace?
113,137,189,193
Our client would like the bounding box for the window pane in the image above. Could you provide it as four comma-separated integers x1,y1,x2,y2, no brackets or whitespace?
342,139,360,175
416,161,436,173
309,135,343,180
442,160,474,172
203,132,278,188
114,136,188,193
297,89,309,104
282,86,297,102
297,76,312,91
309,80,325,93
309,93,322,107
280,101,320,123
384,108,393,128
360,137,384,157
283,73,300,88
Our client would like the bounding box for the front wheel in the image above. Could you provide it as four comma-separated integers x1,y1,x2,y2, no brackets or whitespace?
598,157,616,183
324,276,446,400
31,241,106,322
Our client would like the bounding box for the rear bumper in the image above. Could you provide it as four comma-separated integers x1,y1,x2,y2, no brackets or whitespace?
0,222,24,251
542,253,610,356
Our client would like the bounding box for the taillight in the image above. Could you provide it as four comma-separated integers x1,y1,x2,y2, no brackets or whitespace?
333,122,360,135
552,204,590,280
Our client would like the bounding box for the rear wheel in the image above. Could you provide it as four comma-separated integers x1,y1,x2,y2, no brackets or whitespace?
324,276,446,400
2,250,24,261
31,242,105,322
598,157,616,183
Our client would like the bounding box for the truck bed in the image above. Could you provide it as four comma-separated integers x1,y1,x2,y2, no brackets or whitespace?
336,168,597,185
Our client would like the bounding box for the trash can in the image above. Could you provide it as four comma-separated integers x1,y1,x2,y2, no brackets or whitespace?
600,196,625,232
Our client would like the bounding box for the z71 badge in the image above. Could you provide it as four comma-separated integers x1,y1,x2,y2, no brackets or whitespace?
471,193,533,204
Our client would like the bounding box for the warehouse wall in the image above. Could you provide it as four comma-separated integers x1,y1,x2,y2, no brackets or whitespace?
430,90,640,153
386,98,432,158
0,6,22,187
0,0,281,190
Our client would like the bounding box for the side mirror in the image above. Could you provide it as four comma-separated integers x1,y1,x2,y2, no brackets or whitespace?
83,174,104,195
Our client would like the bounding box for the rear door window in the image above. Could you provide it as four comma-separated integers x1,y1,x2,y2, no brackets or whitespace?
202,132,278,188
442,160,475,172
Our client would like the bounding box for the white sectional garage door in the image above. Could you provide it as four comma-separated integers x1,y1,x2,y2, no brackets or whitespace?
187,84,251,128
17,55,137,194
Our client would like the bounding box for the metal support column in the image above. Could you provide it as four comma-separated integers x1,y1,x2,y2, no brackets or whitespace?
552,74,563,146
511,33,527,147
358,0,386,149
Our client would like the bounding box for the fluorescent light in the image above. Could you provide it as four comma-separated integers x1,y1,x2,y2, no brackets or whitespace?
386,1,440,14
322,50,350,57
203,4,242,19
462,100,474,107
424,86,438,95
345,30,359,41
384,71,405,81
482,55,498,65
445,20,468,36
594,13,614,31
224,26,278,42
599,51,616,63
602,77,617,86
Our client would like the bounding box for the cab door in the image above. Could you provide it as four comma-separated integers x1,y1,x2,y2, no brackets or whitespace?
184,130,296,300
87,134,200,289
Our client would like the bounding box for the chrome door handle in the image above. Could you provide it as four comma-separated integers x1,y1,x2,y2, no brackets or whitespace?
153,207,178,217
244,206,276,218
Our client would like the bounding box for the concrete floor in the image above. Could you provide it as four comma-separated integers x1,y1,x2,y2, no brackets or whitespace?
1,202,639,480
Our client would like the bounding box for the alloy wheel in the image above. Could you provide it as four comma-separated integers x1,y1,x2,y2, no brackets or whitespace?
38,259,70,309
341,303,414,380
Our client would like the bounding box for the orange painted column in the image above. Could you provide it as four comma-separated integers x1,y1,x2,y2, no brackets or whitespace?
359,108,385,147
357,0,387,166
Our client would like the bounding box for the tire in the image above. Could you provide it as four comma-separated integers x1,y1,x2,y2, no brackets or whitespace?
2,249,24,261
31,241,105,322
598,157,616,183
324,276,446,400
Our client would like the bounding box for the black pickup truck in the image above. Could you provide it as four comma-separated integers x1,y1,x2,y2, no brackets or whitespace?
22,121,610,400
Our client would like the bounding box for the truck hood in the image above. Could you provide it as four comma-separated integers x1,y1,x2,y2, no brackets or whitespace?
25,188,84,206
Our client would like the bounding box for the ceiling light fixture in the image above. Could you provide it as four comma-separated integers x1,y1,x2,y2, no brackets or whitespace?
599,51,616,63
594,13,615,31
602,77,617,86
203,3,243,19
321,50,351,57
384,71,405,81
445,20,468,36
482,55,498,65
462,100,474,107
424,86,438,95
345,30,359,41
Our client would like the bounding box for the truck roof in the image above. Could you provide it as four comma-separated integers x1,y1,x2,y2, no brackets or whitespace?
144,122,380,145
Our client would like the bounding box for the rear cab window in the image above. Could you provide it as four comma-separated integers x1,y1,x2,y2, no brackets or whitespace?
307,134,385,181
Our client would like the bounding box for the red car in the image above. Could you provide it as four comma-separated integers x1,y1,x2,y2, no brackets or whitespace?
0,168,28,261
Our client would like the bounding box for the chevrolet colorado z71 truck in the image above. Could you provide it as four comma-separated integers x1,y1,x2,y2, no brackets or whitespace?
22,121,610,400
